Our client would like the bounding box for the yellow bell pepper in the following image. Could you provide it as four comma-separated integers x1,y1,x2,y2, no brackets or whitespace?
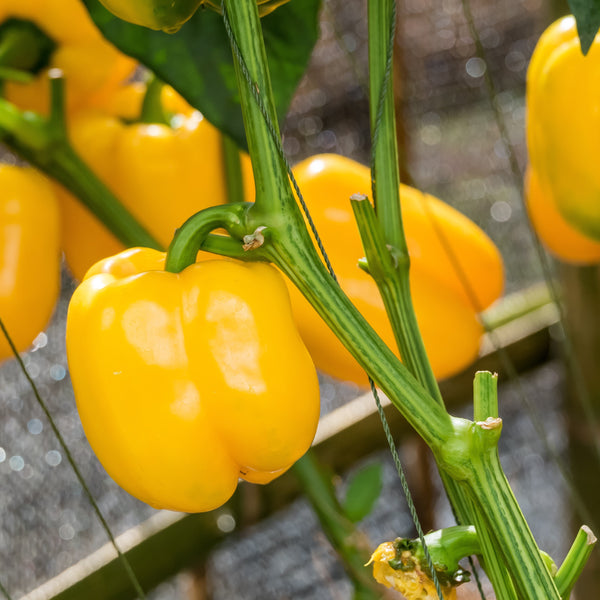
0,0,136,115
0,165,60,361
526,16,600,241
525,167,600,264
54,82,254,280
66,247,320,512
288,154,504,384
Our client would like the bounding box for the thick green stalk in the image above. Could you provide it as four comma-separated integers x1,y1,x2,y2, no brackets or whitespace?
222,0,282,216
445,373,560,599
364,0,483,559
365,0,439,399
223,0,454,449
464,454,560,599
466,498,518,600
469,373,517,599
292,454,381,599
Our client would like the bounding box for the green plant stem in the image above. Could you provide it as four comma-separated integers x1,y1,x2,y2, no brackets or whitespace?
473,371,498,421
466,498,518,600
222,0,454,448
455,374,560,599
220,2,563,598
165,203,250,272
464,456,560,599
222,0,281,216
139,75,169,125
367,0,404,254
407,525,480,577
292,454,381,599
555,526,597,598
364,0,481,561
221,134,245,205
469,373,517,599
0,75,160,250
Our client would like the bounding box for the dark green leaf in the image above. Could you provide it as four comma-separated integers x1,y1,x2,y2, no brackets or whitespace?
342,463,383,523
82,0,321,148
568,0,600,55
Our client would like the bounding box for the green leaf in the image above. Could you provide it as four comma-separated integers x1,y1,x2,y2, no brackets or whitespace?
568,0,600,55
342,463,383,523
82,0,321,149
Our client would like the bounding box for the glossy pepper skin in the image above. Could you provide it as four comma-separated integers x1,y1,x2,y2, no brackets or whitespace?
527,16,600,241
0,0,136,115
288,154,504,384
55,83,254,280
66,248,320,512
525,167,600,264
0,165,60,361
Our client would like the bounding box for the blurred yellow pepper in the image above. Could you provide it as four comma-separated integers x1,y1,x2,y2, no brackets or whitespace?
66,247,319,512
55,82,254,280
0,165,60,361
0,0,136,115
289,154,504,384
527,16,600,241
525,167,600,264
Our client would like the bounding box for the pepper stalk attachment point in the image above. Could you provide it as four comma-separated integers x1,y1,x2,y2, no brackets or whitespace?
165,202,256,273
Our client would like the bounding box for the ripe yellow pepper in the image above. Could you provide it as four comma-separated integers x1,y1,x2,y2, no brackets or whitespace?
527,16,600,241
54,83,254,280
0,0,136,115
525,167,600,264
288,154,504,384
66,247,320,512
0,165,60,361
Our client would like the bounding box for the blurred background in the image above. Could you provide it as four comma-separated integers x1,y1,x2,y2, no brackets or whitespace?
1,0,592,598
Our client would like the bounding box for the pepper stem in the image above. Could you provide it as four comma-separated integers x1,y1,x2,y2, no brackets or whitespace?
164,203,252,272
139,75,170,125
